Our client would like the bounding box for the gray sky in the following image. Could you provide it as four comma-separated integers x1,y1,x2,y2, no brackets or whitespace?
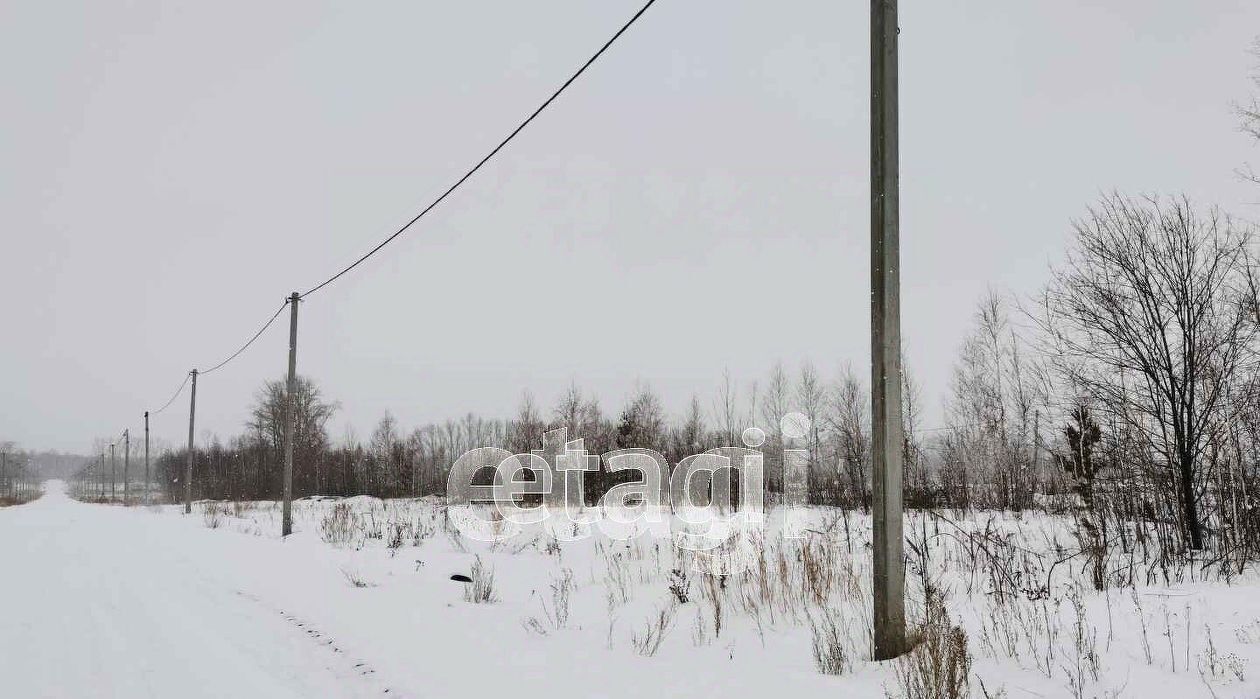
3,0,1259,455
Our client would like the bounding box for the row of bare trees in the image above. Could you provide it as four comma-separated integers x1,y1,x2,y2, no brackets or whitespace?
53,189,1255,572
0,443,43,505
933,195,1260,569
144,367,879,507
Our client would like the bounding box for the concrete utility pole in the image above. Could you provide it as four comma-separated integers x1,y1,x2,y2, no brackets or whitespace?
282,293,299,537
144,411,150,505
185,369,198,514
123,429,130,506
870,0,906,660
110,442,116,501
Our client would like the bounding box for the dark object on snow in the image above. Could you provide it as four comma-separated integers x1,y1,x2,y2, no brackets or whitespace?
450,574,473,583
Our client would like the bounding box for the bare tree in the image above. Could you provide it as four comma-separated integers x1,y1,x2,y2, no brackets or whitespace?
760,362,791,494
713,368,739,447
797,361,826,502
946,291,1048,509
900,357,929,506
670,394,708,463
551,382,606,448
829,363,870,510
508,390,546,454
1237,38,1260,184
617,381,666,451
1038,194,1257,549
945,294,1008,509
370,413,407,495
248,375,337,497
553,382,584,438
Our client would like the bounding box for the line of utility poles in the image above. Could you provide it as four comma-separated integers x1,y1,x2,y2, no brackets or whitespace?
870,0,907,660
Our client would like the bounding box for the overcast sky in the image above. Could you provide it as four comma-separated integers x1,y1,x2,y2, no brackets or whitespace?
3,0,1259,455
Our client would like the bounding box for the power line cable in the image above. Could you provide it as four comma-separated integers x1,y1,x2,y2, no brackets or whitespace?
134,295,285,426
299,0,661,299
107,0,660,436
149,373,192,416
197,300,290,377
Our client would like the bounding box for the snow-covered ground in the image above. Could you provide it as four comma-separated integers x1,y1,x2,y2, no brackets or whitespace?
0,482,394,698
2,482,1259,698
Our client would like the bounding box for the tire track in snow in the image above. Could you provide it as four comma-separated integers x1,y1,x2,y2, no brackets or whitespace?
235,590,409,697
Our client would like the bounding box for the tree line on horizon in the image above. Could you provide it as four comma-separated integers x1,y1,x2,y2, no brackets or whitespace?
109,189,1259,567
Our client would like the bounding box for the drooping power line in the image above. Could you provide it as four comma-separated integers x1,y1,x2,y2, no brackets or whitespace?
131,301,285,437
298,0,661,299
149,373,191,416
197,300,290,377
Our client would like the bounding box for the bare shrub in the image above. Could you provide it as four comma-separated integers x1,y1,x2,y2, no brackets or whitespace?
341,567,375,588
667,567,690,604
896,594,971,699
319,503,358,547
1063,585,1100,692
800,537,836,606
542,568,574,629
602,546,635,605
521,616,548,636
808,606,852,675
630,603,677,657
691,608,710,647
201,502,228,529
387,523,406,552
700,573,724,639
463,556,498,604
411,516,436,546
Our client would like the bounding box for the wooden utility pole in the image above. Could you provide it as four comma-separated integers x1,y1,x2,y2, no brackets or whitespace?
144,411,150,505
870,0,906,660
282,293,299,537
185,369,198,514
123,429,130,506
110,442,116,501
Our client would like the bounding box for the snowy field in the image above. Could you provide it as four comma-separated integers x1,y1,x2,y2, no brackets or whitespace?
2,482,1259,698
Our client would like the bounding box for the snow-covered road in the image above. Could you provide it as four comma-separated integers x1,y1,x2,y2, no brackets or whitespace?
0,483,387,698
8,482,1259,698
